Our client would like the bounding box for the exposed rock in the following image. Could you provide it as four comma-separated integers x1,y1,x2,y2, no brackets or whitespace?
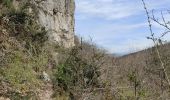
34,0,75,47
12,0,75,48
42,71,50,82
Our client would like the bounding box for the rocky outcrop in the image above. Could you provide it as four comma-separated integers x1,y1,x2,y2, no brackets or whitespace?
35,0,75,47
12,0,75,47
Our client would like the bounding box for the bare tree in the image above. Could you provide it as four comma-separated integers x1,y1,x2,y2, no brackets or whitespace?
142,0,170,86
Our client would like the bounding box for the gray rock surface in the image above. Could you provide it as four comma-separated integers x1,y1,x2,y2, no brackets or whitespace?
9,0,75,70
12,0,75,47
34,0,75,47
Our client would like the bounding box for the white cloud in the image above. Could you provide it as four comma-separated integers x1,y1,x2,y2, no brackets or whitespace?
76,22,147,40
107,38,154,54
76,0,170,20
75,0,170,54
76,0,141,20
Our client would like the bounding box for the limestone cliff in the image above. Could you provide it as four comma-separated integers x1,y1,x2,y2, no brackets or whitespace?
35,0,75,47
13,0,75,47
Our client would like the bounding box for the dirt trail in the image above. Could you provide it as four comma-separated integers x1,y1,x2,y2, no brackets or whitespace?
39,83,54,100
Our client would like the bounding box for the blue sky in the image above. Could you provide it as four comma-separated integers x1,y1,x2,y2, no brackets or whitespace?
75,0,170,55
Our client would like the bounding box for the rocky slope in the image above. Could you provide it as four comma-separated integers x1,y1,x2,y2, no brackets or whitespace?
0,0,76,99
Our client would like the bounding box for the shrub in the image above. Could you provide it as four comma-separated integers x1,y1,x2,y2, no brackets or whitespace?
53,40,105,99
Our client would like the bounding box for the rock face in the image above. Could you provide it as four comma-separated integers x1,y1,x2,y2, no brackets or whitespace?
12,0,75,47
35,0,75,47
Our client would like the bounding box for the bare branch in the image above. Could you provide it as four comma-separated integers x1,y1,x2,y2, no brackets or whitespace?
142,0,170,87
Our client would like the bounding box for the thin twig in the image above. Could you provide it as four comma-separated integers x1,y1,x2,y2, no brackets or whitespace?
150,11,170,30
